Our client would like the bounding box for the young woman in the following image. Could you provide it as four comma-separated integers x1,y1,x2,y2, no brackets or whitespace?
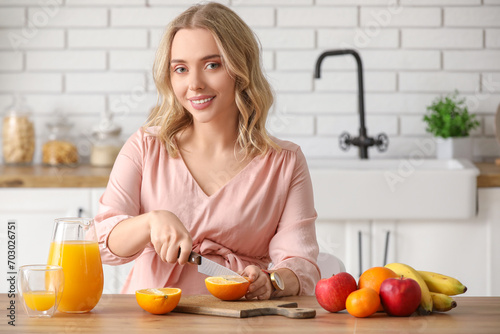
94,2,320,300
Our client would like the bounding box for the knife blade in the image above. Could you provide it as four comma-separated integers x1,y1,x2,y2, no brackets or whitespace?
187,251,242,278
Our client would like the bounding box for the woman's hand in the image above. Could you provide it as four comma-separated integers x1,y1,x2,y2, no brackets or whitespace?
242,265,273,300
148,210,193,265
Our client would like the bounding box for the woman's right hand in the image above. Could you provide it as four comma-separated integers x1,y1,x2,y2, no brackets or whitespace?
148,210,193,265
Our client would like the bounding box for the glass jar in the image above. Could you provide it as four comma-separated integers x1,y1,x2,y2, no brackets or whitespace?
42,117,79,166
90,117,122,167
2,96,35,165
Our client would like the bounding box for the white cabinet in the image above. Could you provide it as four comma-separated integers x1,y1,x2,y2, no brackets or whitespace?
0,188,133,294
315,188,500,296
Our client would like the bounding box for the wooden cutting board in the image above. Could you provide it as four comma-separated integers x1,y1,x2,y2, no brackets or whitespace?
173,295,316,319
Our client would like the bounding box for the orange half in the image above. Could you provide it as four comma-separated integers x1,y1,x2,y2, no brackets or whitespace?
205,276,250,301
135,288,181,314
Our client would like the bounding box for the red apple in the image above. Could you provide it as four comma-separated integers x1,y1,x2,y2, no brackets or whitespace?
379,277,421,316
315,272,357,312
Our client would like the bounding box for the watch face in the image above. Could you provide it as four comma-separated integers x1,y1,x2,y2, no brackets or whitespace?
271,272,285,291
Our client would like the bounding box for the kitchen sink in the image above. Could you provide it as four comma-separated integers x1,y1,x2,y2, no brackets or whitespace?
308,159,479,220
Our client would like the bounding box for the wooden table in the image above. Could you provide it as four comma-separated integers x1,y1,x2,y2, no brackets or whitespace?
2,294,499,333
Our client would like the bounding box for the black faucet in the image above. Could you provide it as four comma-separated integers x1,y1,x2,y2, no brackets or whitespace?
314,49,388,159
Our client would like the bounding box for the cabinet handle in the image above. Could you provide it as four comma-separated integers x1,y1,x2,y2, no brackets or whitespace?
77,207,83,218
358,230,362,277
383,230,390,266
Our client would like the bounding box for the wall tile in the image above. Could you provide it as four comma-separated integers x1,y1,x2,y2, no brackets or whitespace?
444,51,500,70
66,0,146,5
254,28,315,49
26,51,106,70
277,7,357,27
400,0,481,5
445,7,500,27
267,71,313,92
66,73,146,93
27,8,108,27
0,8,25,27
402,28,483,49
486,29,500,48
360,7,441,27
111,7,182,27
68,29,148,48
0,73,61,92
109,50,155,70
362,50,441,70
318,28,399,49
233,7,275,27
267,114,315,136
399,72,480,93
0,51,23,71
0,29,65,50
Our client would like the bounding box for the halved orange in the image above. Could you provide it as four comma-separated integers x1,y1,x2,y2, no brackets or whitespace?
205,276,250,301
135,288,182,314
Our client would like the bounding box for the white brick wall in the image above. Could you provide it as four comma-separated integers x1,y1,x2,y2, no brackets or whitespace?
0,0,499,163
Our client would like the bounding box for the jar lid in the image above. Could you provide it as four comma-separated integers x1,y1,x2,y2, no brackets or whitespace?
92,114,122,139
46,117,73,134
4,94,31,116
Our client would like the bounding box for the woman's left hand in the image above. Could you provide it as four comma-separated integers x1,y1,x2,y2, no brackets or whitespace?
242,265,272,300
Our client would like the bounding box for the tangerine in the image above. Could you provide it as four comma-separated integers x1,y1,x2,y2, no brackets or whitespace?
346,288,380,318
205,276,250,301
358,266,398,311
135,288,181,314
359,267,399,293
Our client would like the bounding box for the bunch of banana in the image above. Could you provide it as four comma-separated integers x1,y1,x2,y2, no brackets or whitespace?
385,263,433,315
418,270,467,312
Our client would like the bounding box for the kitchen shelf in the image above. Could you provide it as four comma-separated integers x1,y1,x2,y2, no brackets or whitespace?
0,164,111,188
0,162,498,188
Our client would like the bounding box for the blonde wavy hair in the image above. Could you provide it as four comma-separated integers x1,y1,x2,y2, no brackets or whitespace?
146,2,279,158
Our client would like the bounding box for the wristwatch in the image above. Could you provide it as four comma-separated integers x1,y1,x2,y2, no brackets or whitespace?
262,270,285,292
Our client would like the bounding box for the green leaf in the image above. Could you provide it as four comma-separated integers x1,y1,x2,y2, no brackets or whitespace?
422,90,480,138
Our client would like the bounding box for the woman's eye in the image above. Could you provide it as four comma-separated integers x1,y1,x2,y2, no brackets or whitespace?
206,63,220,70
173,67,187,74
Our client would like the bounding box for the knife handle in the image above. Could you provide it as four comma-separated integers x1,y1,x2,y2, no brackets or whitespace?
177,249,202,265
188,251,202,265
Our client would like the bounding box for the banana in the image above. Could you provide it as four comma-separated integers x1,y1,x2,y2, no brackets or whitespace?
417,270,467,296
430,292,457,312
385,263,433,315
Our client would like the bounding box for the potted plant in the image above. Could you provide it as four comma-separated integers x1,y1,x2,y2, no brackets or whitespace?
423,90,480,160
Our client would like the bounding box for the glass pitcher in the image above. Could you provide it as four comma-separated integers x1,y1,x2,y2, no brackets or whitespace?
47,218,104,313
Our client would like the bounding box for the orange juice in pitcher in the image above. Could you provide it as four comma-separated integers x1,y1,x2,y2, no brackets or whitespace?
47,218,103,313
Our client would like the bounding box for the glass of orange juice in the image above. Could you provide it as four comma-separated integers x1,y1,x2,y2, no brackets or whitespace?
47,217,104,313
18,265,64,318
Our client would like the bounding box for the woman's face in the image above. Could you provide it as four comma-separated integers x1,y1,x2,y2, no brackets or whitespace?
170,28,238,126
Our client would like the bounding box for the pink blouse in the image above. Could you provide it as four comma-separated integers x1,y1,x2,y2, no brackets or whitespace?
94,127,320,295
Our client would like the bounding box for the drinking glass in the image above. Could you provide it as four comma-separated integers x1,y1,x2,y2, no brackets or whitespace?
47,217,104,313
18,265,64,318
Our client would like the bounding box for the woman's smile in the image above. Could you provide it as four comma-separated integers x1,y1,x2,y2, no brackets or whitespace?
189,95,215,110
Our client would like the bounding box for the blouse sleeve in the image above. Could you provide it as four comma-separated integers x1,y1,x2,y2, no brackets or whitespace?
94,129,145,265
268,147,320,295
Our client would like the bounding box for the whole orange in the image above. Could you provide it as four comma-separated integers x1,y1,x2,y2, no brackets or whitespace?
358,266,398,311
135,288,181,315
205,276,250,301
346,288,380,318
358,267,399,293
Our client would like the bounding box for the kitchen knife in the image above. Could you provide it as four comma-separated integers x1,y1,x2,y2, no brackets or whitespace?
187,251,243,278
